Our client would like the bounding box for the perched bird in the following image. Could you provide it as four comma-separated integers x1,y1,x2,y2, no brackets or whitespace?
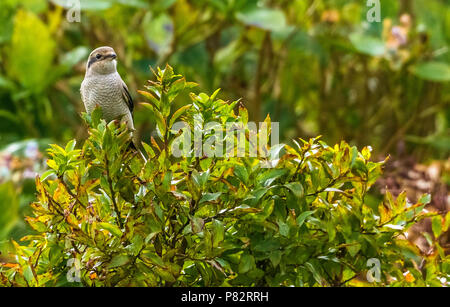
81,46,143,157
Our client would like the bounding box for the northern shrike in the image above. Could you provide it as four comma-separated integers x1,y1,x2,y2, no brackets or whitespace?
81,46,141,154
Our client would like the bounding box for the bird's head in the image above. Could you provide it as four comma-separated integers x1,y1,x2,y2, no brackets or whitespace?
86,46,118,75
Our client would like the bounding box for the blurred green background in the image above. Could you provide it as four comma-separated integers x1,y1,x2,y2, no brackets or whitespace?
0,0,449,255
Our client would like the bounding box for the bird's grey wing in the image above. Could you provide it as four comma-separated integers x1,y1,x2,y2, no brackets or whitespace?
120,79,134,114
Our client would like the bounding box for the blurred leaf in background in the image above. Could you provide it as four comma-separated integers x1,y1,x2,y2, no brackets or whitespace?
8,9,56,93
411,61,450,82
0,181,18,241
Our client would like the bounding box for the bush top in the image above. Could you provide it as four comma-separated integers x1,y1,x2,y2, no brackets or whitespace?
1,66,447,287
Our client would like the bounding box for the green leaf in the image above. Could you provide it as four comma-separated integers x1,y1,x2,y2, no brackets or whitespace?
256,169,287,187
65,139,76,152
431,216,442,238
138,90,160,109
167,78,186,102
199,192,221,204
422,232,433,247
411,62,450,82
142,103,166,137
98,222,122,237
236,7,288,32
142,252,165,268
278,220,289,237
0,182,19,240
142,142,156,158
347,242,361,257
102,126,113,150
253,238,280,252
49,245,63,264
234,164,249,184
349,33,385,56
239,105,248,124
169,104,192,128
285,182,304,199
238,254,255,274
40,170,56,182
127,235,144,256
211,219,224,247
161,64,175,84
444,212,450,233
190,216,204,234
91,106,103,127
155,267,176,283
304,262,322,285
296,211,315,227
108,254,130,268
418,194,431,205
23,265,34,283
269,251,282,267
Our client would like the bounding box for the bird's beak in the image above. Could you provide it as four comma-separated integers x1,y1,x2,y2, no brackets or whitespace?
106,53,117,60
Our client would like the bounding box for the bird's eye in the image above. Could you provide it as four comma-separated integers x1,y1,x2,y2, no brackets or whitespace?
96,54,102,59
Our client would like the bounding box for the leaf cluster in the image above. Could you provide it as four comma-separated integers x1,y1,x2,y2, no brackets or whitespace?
1,67,448,287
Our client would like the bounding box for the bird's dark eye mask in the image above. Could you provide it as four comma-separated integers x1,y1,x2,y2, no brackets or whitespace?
88,53,104,68
88,56,98,68
88,53,116,68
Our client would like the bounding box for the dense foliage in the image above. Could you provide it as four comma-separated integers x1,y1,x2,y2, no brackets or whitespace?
1,1,449,254
1,68,448,287
0,0,448,158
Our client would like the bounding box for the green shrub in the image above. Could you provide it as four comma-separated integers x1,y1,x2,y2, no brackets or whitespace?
1,66,448,287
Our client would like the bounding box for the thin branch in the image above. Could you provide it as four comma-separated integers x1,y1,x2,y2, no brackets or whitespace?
104,153,123,228
58,175,86,210
338,274,358,287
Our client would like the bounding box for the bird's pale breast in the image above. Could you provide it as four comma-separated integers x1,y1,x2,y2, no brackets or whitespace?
81,72,134,129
